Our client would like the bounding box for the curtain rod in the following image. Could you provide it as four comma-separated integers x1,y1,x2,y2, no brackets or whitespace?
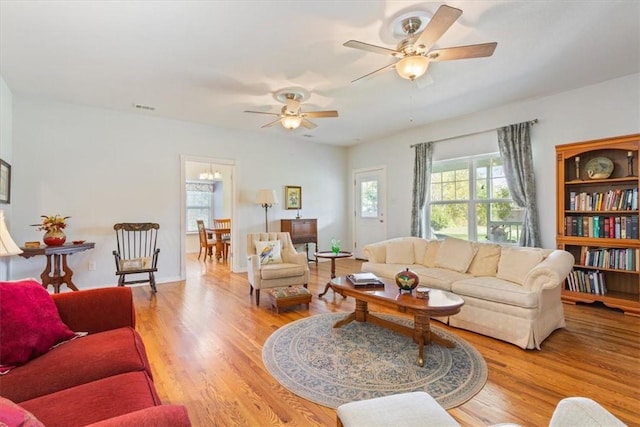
410,119,538,148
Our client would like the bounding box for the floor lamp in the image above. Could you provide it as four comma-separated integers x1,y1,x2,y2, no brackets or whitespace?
256,189,278,232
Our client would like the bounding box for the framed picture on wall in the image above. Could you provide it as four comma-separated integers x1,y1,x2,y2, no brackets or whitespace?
285,186,302,210
0,159,11,204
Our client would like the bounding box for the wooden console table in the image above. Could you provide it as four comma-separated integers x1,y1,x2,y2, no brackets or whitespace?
19,242,95,293
281,218,317,264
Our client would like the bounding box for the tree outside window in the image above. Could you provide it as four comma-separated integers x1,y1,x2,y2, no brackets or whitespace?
428,154,522,243
186,182,214,232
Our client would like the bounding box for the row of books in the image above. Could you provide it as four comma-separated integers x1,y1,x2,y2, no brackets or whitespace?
578,246,639,271
566,269,607,295
568,188,638,212
564,215,639,239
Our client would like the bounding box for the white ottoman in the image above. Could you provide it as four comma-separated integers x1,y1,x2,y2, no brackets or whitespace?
549,397,626,426
336,391,460,427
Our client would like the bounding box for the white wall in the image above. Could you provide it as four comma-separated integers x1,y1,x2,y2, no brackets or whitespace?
0,77,14,279
9,97,348,289
348,73,640,249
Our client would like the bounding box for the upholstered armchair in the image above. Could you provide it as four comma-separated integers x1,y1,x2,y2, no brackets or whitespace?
246,232,310,305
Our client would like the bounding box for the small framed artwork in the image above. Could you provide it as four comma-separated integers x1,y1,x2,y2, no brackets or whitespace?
0,159,10,204
285,186,302,210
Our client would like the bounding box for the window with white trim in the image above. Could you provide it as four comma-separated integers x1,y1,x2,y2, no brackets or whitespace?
186,182,214,233
428,153,523,243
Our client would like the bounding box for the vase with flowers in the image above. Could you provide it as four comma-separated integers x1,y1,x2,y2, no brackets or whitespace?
32,215,70,246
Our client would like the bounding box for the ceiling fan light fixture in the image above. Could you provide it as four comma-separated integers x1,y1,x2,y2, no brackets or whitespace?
396,55,429,80
281,115,302,130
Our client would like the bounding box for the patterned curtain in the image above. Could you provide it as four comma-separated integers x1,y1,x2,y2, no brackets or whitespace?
497,122,541,247
186,182,214,192
410,142,433,237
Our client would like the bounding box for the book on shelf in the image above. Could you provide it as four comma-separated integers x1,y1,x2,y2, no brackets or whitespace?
568,188,638,212
566,269,607,295
346,273,385,287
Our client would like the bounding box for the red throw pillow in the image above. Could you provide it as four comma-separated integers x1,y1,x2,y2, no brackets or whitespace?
0,279,76,370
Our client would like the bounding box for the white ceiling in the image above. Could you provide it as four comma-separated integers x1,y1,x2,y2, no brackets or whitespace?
1,1,638,147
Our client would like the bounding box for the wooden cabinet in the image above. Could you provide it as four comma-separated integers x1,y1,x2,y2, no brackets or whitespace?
556,134,640,316
281,218,317,263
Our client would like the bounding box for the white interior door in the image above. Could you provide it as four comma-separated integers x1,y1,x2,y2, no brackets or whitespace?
353,167,387,259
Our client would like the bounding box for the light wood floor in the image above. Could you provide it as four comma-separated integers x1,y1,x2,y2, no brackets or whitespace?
131,254,640,427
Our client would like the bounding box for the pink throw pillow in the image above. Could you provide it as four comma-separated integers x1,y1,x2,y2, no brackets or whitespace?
0,397,45,427
0,279,76,370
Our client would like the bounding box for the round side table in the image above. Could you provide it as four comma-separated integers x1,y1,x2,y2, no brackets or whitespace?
315,251,353,297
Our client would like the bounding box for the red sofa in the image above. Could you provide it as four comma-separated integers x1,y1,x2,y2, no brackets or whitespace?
0,286,191,426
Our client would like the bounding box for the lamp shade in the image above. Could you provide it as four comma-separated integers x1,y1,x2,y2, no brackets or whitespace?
0,210,23,256
396,55,429,80
281,115,302,130
256,189,278,206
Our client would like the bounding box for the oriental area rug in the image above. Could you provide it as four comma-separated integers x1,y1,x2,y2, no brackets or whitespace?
262,313,487,409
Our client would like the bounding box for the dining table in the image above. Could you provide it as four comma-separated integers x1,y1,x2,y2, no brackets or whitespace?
206,227,230,262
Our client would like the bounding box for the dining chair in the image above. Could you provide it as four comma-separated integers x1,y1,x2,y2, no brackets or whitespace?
212,218,231,262
196,219,215,261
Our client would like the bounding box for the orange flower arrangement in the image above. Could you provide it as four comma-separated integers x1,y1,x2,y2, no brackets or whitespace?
31,215,70,232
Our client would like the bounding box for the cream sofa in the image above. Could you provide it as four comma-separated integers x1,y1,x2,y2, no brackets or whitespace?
361,237,574,350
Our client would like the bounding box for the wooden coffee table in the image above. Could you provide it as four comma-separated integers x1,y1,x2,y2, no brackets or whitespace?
330,276,464,367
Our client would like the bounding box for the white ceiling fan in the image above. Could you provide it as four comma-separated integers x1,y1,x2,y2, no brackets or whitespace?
244,88,338,130
344,4,498,83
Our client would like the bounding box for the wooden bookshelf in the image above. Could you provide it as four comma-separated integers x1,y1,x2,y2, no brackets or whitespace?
556,134,640,316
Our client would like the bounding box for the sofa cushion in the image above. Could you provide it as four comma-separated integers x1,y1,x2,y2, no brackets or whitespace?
411,267,473,292
0,327,152,403
413,239,428,267
386,240,415,264
19,371,161,427
0,396,45,427
434,237,478,273
255,240,282,264
467,243,502,277
496,247,544,285
0,279,77,371
260,263,305,280
451,276,539,308
88,405,192,427
422,240,441,267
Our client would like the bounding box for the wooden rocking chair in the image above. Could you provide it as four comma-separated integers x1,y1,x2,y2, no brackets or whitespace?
113,222,160,293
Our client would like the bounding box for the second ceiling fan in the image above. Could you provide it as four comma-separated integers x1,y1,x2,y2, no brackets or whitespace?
344,4,497,83
244,89,338,130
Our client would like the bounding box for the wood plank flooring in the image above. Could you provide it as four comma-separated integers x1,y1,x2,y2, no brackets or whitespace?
131,254,640,427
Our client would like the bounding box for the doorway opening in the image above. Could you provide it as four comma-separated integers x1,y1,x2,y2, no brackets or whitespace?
180,155,236,278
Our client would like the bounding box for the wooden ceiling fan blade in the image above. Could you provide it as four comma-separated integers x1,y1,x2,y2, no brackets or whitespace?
303,110,339,118
413,5,462,53
344,40,400,57
351,62,396,83
244,110,280,116
428,42,497,61
301,119,317,129
261,118,283,128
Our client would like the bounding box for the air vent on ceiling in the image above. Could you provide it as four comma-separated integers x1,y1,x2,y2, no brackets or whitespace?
133,103,156,111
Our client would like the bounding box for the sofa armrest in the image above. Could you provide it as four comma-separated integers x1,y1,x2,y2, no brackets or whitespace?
52,287,135,334
522,250,574,292
247,254,261,285
282,248,307,266
363,241,387,263
86,405,191,427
